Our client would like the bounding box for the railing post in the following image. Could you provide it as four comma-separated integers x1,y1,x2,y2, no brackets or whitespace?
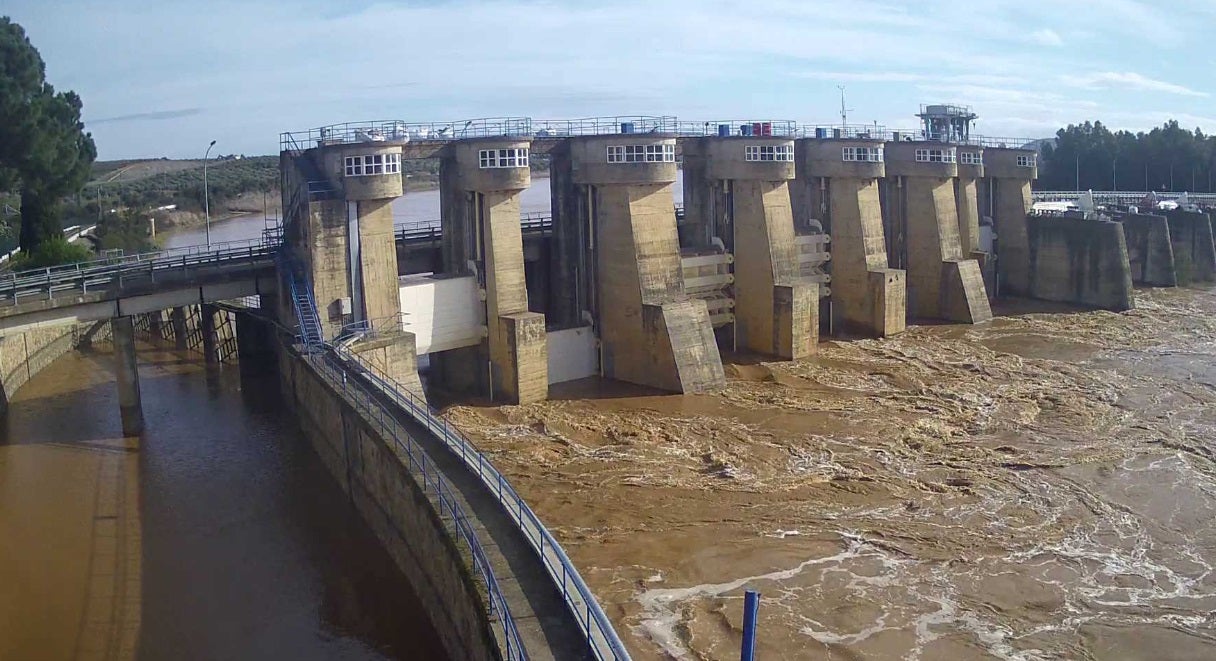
740,591,760,661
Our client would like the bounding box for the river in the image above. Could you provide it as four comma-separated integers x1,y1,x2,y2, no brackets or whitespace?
0,342,448,660
158,172,687,250
445,285,1216,660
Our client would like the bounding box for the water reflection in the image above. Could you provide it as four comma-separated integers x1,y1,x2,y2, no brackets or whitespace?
159,170,687,249
0,342,448,660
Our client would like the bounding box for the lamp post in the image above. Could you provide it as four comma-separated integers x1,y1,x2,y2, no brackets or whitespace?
204,139,217,247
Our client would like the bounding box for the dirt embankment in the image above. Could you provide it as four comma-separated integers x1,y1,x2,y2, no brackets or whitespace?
159,191,283,231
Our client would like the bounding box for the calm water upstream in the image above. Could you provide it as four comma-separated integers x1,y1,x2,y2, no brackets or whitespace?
0,342,448,660
159,171,687,250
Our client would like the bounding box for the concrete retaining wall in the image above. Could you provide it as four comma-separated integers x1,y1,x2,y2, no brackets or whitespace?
1027,216,1135,311
1120,214,1177,286
277,348,498,661
1167,210,1216,284
0,323,97,417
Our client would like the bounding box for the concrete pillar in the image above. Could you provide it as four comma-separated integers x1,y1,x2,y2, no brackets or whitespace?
147,311,165,344
435,139,547,404
983,148,1038,296
682,137,816,358
1027,216,1134,310
200,303,220,364
112,316,144,436
1166,209,1216,283
280,141,424,389
883,141,991,323
169,306,188,350
1119,213,1177,286
795,139,906,337
550,136,724,393
955,148,986,261
235,311,275,368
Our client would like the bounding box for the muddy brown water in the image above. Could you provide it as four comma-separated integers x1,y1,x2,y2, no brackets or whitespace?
447,286,1216,660
0,344,448,660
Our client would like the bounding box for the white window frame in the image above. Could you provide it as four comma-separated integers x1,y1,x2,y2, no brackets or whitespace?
745,144,794,162
478,147,530,169
607,143,675,164
1017,154,1036,167
959,151,982,166
344,152,401,177
914,147,956,163
841,146,883,162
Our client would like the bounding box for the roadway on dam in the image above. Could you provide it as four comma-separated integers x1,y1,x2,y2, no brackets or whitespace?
0,342,448,660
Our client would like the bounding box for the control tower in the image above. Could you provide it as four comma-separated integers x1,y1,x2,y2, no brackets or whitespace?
917,104,978,143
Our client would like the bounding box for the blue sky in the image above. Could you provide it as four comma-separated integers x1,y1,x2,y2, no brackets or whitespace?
7,0,1215,160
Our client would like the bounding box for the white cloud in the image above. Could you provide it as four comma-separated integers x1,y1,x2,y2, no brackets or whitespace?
1029,28,1064,46
1060,72,1209,97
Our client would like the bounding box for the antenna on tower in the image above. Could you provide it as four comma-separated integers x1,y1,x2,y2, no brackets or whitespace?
838,85,853,129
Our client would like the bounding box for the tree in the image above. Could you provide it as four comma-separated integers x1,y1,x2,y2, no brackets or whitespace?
1038,119,1216,193
0,17,97,251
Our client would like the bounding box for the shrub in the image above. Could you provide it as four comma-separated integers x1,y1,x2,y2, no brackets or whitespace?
7,237,92,271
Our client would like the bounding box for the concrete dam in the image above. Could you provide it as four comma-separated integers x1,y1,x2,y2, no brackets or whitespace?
3,106,1216,660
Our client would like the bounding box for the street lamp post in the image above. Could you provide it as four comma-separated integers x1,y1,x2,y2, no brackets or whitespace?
204,139,217,247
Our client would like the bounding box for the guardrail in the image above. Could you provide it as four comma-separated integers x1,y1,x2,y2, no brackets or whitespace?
331,343,631,660
1033,190,1216,203
676,120,799,137
281,117,534,151
0,238,274,306
393,206,686,246
310,350,529,660
279,260,529,659
282,260,630,660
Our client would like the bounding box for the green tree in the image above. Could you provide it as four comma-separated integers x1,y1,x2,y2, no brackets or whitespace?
0,17,97,252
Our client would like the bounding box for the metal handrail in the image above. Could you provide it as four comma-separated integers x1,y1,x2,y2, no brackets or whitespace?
278,260,528,659
798,124,893,140
1033,190,1216,202
677,120,799,137
311,351,529,661
332,342,631,660
531,116,677,137
282,258,629,659
0,241,275,305
281,117,533,151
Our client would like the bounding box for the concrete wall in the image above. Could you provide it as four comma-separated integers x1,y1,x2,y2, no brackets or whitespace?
1167,210,1216,284
730,179,817,358
794,138,905,337
826,177,906,336
436,140,547,404
357,199,403,333
0,324,85,417
594,183,724,392
278,349,498,661
889,174,992,323
984,148,1037,297
318,145,404,201
1120,214,1177,286
1026,216,1135,311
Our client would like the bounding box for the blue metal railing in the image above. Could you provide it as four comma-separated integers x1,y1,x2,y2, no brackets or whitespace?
280,258,630,660
279,259,530,660
331,343,632,660
0,237,275,305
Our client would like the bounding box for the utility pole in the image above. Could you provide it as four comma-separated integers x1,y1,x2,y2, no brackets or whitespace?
837,85,852,129
1075,153,1080,191
204,139,217,247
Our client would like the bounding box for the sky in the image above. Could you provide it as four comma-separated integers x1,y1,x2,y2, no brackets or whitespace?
6,0,1215,160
